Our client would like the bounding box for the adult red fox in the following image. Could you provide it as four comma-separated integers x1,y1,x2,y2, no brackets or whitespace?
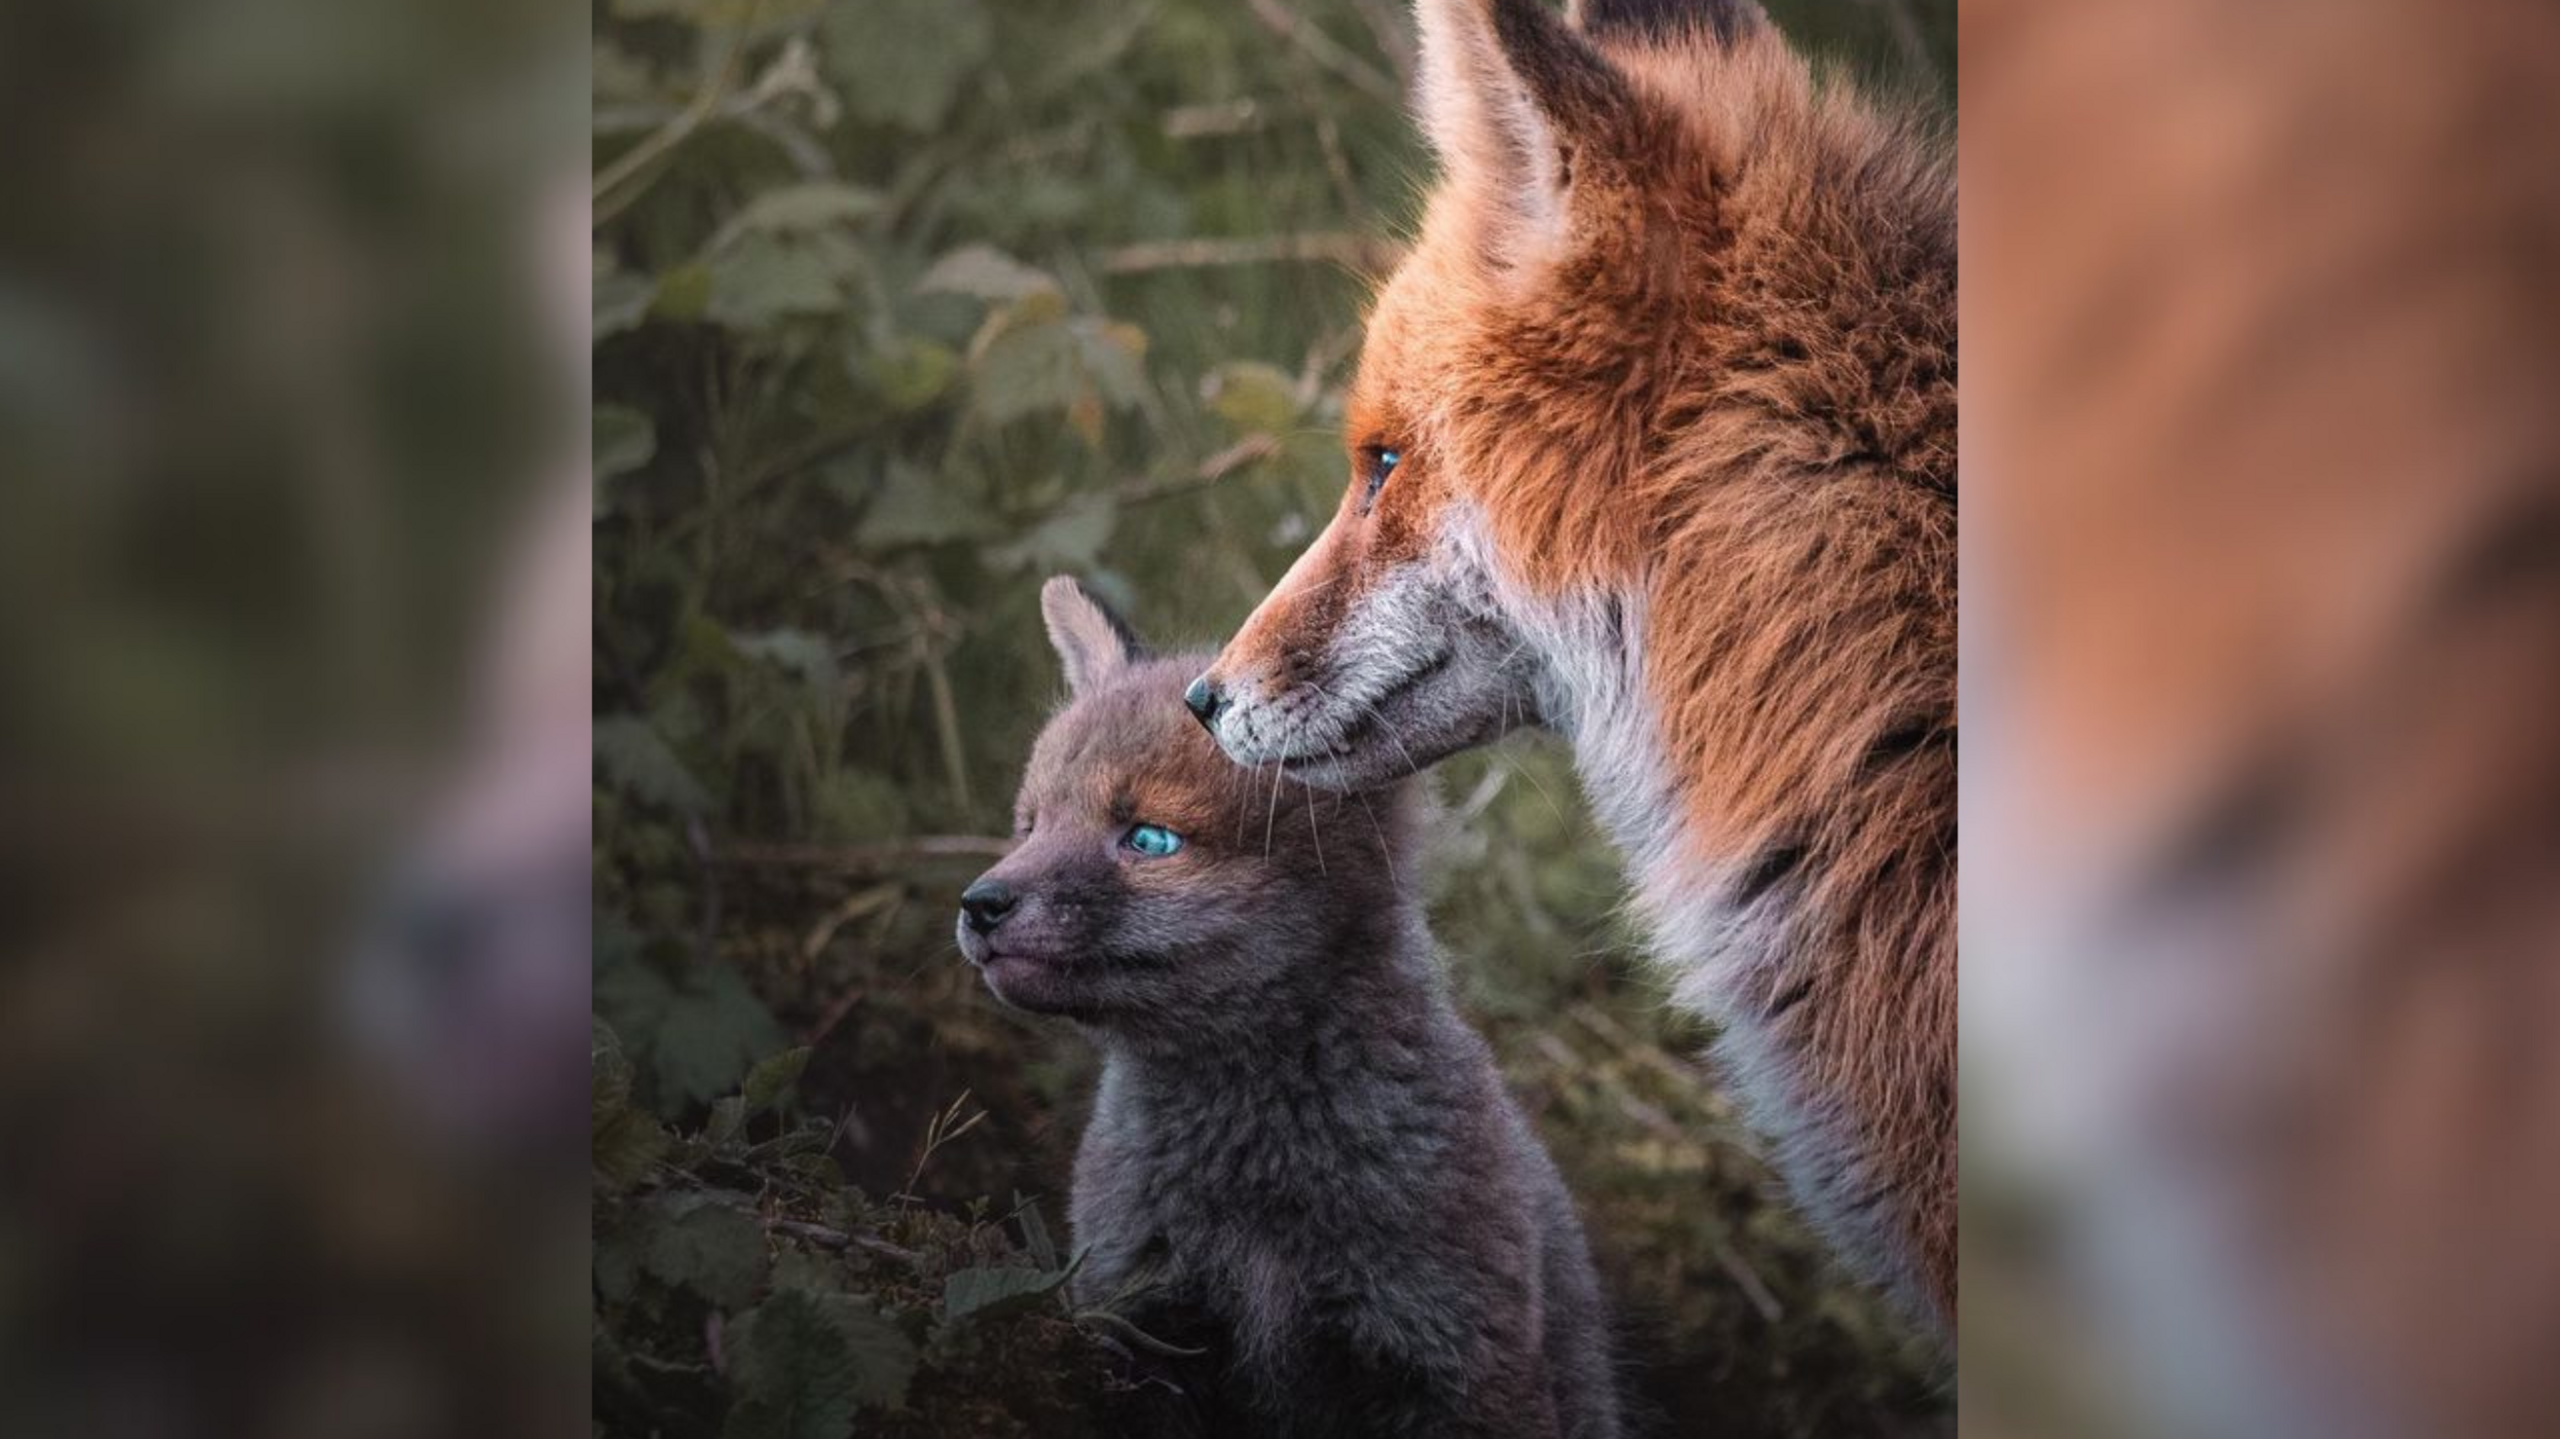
1190,0,1956,1325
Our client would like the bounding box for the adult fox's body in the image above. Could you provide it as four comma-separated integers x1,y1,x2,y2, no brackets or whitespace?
1191,0,1956,1323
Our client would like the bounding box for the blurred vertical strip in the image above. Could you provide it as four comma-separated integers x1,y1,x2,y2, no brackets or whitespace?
1964,0,2560,1436
0,0,588,1435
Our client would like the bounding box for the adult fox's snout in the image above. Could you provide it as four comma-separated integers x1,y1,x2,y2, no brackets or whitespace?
1200,491,1536,790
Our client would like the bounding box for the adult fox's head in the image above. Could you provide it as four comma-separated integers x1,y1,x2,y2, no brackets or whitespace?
1191,0,1953,795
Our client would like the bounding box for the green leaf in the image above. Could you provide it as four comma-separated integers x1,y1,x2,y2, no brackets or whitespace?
870,330,967,409
742,1047,812,1113
595,949,790,1108
595,405,656,484
812,768,906,843
652,262,714,323
1204,360,1301,435
941,1263,1069,1324
1074,320,1148,409
1015,1196,1059,1272
858,335,960,414
593,1020,670,1189
732,628,839,691
991,493,1118,574
596,258,655,342
968,316,1082,426
715,182,881,246
594,1105,669,1191
704,1094,748,1149
662,971,785,1105
856,460,988,546
593,1018,636,1116
966,306,1147,431
595,715,712,813
724,1289,917,1439
915,244,1058,303
821,0,991,131
594,1220,646,1305
770,1249,845,1296
706,234,845,328
641,1193,766,1309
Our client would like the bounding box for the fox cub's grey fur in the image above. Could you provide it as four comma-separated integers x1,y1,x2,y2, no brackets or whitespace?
953,578,1620,1438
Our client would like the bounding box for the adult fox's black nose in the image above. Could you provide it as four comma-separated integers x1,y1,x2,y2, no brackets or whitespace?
1183,674,1226,731
959,878,1018,935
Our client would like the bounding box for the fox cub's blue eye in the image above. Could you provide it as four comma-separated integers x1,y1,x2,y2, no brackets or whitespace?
1124,823,1183,858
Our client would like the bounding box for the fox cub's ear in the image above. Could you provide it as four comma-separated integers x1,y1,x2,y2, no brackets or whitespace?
1041,576,1145,697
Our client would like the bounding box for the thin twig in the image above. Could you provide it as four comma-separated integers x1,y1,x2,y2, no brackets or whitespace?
1242,0,1404,108
1566,1000,1729,1112
686,814,724,968
1313,110,1365,217
799,882,903,963
1076,1309,1212,1359
918,635,973,812
592,2,769,223
1709,1234,1787,1325
1347,0,1417,87
715,835,1012,871
1161,99,1267,139
1118,435,1282,506
1096,232,1403,275
710,1202,927,1267
897,1091,989,1203
769,1217,928,1267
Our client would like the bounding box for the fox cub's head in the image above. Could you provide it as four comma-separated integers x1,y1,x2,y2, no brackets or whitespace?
1191,0,1952,787
958,579,1418,1030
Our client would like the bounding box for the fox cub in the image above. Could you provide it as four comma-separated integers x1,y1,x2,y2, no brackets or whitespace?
954,577,1620,1438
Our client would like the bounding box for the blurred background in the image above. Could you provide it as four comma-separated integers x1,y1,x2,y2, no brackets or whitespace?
590,0,1950,1436
1,0,586,1436
1964,1,2560,1437
25,0,2553,1436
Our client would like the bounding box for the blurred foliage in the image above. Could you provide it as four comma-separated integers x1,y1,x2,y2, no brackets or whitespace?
0,0,590,1434
592,0,1952,1434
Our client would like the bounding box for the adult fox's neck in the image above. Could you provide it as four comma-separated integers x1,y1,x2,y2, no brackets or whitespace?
1485,72,1958,1322
1501,459,1955,1326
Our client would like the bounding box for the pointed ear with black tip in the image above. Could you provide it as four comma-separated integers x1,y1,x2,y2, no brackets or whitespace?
1041,576,1145,697
1414,0,1648,271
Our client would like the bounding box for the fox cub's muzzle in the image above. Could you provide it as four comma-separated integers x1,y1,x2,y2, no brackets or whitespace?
958,878,1018,935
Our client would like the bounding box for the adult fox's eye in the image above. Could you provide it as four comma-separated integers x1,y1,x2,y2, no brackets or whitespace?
1122,823,1183,858
1359,446,1401,511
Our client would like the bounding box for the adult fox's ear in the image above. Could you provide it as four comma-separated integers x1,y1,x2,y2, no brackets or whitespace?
1413,0,1667,271
1041,576,1145,697
1568,0,1763,48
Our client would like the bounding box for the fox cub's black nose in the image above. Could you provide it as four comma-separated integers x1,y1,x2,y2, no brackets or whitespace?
959,879,1018,935
1183,674,1226,731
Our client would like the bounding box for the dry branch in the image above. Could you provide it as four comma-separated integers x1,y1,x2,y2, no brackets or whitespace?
1096,232,1404,276
715,835,1012,872
1241,0,1405,108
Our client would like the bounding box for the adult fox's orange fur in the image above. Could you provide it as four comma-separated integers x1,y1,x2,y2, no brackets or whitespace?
1193,0,1955,1325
